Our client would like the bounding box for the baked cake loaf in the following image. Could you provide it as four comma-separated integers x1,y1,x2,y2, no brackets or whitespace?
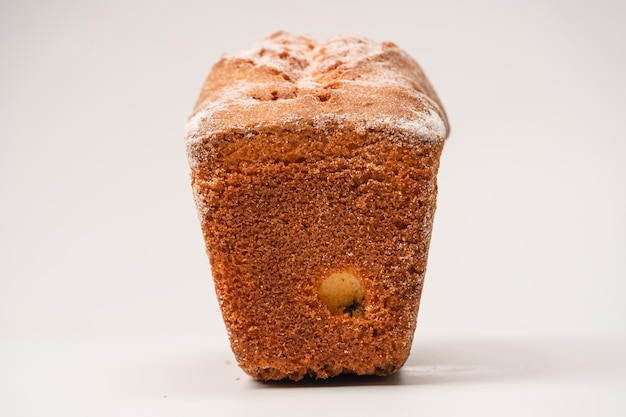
185,31,449,381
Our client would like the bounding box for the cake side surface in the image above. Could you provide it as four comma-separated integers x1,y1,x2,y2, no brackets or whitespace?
185,32,449,380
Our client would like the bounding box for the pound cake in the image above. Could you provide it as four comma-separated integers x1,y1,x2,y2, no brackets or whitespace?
185,31,450,381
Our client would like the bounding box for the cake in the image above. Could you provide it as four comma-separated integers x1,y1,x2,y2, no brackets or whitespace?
185,31,450,381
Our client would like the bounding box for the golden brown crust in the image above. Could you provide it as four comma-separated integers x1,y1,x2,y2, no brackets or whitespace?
186,32,448,381
186,32,449,152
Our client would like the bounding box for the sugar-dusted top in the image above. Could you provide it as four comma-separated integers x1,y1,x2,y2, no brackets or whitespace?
186,31,449,146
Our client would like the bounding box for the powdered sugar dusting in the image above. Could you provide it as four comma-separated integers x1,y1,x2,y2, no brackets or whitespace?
186,32,449,146
235,32,315,81
388,112,447,142
310,35,382,73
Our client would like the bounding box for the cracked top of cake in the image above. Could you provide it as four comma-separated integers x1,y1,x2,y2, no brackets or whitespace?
185,31,449,147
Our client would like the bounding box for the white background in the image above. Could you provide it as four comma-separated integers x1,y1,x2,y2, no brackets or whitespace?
1,0,625,415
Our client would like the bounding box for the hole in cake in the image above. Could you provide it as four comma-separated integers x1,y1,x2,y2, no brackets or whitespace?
319,272,365,317
316,91,331,102
282,153,306,164
393,218,409,230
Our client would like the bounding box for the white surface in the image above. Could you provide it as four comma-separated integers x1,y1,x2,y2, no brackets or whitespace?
1,0,625,415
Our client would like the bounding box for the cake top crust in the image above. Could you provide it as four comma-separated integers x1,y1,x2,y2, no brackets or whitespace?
185,31,449,146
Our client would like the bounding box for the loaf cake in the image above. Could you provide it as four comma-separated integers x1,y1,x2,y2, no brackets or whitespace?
185,31,450,381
